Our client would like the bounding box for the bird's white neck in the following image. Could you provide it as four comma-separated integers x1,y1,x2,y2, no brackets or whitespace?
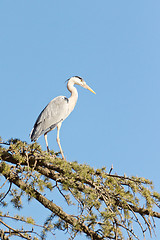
67,81,78,113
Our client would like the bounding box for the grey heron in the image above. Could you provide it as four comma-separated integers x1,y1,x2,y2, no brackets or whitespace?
30,76,95,159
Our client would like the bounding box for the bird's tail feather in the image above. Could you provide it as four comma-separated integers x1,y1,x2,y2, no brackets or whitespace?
30,126,42,142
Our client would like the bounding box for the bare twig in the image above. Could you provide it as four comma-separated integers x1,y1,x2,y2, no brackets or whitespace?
0,182,12,203
109,164,113,175
0,179,8,190
56,182,70,205
0,219,30,239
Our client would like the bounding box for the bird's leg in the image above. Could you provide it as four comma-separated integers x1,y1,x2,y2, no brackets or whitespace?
44,133,50,152
56,122,65,159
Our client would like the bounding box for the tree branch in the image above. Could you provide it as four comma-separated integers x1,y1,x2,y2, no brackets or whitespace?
1,149,160,219
0,162,103,240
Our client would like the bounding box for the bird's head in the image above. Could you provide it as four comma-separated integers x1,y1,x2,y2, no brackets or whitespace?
68,76,96,94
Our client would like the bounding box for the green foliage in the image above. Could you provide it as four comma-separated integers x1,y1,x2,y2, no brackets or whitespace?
10,189,23,209
26,217,35,224
0,137,160,240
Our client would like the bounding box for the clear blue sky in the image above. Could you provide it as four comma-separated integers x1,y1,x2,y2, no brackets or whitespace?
1,1,160,239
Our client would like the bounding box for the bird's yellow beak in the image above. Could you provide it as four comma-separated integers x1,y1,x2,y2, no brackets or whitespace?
84,84,96,94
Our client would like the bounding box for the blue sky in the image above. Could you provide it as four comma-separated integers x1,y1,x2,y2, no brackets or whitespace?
1,0,160,239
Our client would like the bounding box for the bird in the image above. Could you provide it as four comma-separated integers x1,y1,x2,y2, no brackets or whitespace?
30,76,96,159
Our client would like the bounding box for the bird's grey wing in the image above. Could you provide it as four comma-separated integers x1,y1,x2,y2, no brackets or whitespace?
30,96,69,141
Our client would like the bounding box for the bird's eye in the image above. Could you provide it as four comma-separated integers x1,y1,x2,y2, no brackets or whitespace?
80,80,84,85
